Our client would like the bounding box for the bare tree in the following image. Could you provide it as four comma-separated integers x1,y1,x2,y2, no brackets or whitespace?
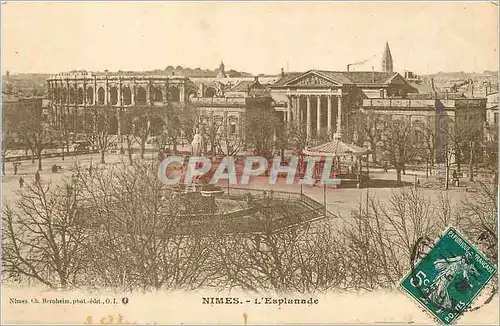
212,201,345,293
84,106,117,163
24,118,58,171
380,118,418,182
421,120,439,176
339,188,444,289
72,162,218,291
215,122,244,157
353,113,384,163
125,106,164,159
482,122,498,183
459,182,498,261
2,179,89,289
1,134,16,175
441,117,482,178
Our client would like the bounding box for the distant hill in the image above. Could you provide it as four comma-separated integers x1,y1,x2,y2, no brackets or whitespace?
2,73,49,97
3,70,498,99
419,71,498,96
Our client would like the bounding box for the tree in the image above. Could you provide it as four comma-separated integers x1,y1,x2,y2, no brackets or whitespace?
352,113,384,163
421,120,439,176
164,104,197,153
459,182,498,261
1,134,16,175
212,203,345,292
84,106,117,163
215,121,244,157
2,179,89,289
243,97,278,159
442,117,482,177
72,162,217,290
127,106,163,159
23,116,58,171
380,118,418,183
482,122,498,183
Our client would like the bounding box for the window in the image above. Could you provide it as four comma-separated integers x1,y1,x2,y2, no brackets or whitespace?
494,112,498,125
230,123,236,134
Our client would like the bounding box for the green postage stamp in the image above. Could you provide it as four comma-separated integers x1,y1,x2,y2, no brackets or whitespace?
400,227,497,324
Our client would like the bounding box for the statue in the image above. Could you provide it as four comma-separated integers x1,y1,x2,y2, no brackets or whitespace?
191,129,203,156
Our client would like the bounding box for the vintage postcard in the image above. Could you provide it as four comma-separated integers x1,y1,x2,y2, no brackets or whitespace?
1,1,498,324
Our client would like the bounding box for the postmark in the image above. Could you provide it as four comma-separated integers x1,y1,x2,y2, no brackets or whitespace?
400,226,497,324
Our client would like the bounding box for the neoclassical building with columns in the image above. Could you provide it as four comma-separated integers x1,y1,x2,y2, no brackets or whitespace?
270,69,418,141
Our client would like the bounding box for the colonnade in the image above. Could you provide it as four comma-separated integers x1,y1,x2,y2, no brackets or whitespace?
285,94,343,139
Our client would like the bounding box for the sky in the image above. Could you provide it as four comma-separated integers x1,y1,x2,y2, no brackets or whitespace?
1,1,498,75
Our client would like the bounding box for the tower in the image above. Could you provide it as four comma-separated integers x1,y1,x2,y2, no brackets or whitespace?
381,42,393,73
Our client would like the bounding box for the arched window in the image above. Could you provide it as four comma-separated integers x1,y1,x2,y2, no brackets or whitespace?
122,86,132,105
69,88,75,104
110,87,118,105
168,86,180,102
77,87,84,104
205,87,216,98
109,115,119,134
153,86,163,102
136,87,147,104
62,88,68,103
150,116,165,135
97,87,105,105
87,87,94,104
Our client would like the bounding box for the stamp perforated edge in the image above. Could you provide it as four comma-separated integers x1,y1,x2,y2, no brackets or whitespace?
398,225,498,325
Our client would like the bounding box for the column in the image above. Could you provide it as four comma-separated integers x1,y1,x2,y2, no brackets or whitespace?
131,79,136,105
116,108,122,142
295,96,301,128
337,95,342,136
306,96,312,140
316,95,321,138
180,84,185,103
105,79,109,105
118,79,123,106
327,95,332,135
147,80,152,105
287,96,292,125
94,77,97,106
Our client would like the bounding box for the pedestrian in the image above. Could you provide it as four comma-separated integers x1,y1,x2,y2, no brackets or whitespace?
35,170,40,184
19,176,24,188
13,164,18,175
383,162,389,172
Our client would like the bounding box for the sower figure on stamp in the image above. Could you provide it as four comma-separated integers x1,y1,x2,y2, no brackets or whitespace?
426,252,480,312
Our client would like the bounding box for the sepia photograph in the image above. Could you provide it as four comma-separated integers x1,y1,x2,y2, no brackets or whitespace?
1,1,499,324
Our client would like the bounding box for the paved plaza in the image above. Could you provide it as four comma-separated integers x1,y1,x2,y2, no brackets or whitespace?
2,150,471,219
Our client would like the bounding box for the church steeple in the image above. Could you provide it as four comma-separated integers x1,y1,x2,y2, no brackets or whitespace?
382,42,393,73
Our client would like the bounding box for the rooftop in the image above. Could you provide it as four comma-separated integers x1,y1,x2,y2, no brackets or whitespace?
272,70,404,87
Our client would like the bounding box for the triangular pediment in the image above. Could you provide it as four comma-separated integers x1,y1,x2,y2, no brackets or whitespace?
386,73,409,85
284,71,342,87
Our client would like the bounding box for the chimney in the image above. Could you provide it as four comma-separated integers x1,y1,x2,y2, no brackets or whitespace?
371,66,375,83
281,68,285,77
